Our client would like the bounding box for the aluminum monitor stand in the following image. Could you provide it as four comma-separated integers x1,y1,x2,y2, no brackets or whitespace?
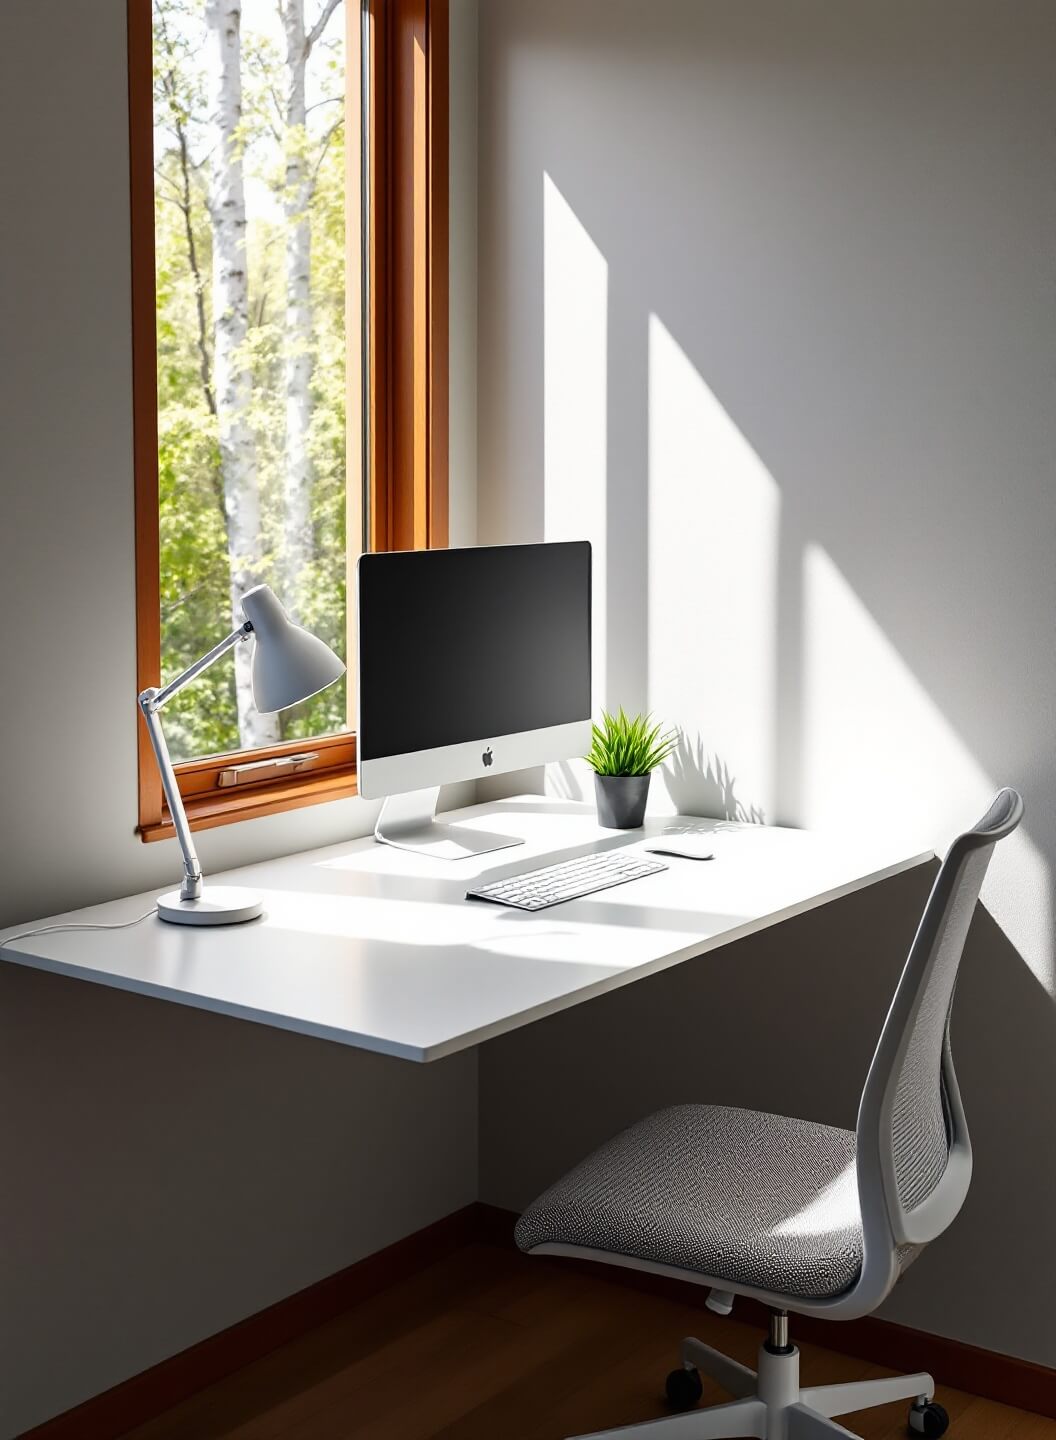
374,787,525,861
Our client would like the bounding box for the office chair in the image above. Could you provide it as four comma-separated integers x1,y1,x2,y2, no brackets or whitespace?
516,789,1023,1439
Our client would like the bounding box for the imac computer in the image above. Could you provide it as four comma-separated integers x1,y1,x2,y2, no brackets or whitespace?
356,540,592,859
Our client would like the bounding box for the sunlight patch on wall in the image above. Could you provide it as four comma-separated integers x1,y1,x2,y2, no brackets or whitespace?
802,544,1052,991
542,173,608,801
646,315,780,821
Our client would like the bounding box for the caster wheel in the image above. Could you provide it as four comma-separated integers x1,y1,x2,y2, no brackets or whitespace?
665,1366,703,1412
908,1400,949,1436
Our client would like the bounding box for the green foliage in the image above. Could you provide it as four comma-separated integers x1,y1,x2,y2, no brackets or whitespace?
152,0,349,762
585,709,680,777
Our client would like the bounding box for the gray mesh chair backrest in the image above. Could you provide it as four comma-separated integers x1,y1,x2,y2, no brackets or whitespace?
857,789,1023,1254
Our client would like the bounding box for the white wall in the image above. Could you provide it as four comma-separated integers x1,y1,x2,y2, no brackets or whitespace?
476,0,1056,1366
0,1,479,1433
4,0,1054,1425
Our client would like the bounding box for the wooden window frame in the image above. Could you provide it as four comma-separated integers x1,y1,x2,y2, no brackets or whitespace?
128,0,448,842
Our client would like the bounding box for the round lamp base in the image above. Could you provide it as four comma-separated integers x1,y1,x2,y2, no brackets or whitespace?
157,886,264,926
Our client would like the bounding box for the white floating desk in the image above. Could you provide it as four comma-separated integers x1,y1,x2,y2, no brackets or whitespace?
0,798,932,1062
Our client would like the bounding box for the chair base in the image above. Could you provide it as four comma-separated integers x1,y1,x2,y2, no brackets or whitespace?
570,1335,935,1439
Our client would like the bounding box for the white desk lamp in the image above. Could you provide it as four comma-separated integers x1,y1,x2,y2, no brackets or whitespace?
138,584,346,925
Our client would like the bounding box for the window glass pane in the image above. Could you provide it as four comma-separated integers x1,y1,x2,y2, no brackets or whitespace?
152,0,351,762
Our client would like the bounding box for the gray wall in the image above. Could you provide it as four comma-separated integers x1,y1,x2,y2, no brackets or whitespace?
0,968,477,1437
2,0,1054,1429
0,2,479,1433
476,0,1056,1366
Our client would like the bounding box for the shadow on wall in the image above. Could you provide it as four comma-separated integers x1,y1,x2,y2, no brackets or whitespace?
475,0,1056,1366
662,732,766,824
549,758,585,801
540,741,767,827
533,162,1052,996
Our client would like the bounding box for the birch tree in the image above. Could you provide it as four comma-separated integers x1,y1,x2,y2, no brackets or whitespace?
153,0,349,760
205,0,280,746
280,0,341,617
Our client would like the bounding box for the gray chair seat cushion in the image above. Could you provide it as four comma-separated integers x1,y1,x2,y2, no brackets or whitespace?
515,1103,863,1300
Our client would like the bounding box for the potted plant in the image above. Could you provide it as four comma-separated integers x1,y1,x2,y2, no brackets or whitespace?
586,709,679,829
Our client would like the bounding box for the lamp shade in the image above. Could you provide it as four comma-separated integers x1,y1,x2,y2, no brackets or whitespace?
241,585,346,713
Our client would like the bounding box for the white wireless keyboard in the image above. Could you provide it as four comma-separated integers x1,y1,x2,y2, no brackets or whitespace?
466,850,668,911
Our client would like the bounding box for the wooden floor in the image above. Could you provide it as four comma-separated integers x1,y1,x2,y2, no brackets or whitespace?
124,1243,1053,1440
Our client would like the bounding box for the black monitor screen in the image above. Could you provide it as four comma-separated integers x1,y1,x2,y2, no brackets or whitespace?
357,542,591,761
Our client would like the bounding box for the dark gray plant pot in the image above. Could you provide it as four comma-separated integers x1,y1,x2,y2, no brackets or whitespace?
594,772,651,829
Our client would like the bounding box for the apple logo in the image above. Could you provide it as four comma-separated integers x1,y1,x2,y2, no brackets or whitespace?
482,746,493,768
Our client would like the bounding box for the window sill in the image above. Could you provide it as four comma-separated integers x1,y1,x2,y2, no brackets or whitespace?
138,735,359,842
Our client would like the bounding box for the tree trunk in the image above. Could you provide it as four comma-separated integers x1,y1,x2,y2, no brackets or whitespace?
282,0,314,620
205,0,280,747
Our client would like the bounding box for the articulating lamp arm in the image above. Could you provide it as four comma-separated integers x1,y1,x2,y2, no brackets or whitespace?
137,622,253,900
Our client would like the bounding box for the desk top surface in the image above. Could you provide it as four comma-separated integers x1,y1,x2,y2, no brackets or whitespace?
0,798,931,1061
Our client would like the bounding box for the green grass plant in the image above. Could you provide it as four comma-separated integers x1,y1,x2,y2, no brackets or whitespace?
585,708,679,777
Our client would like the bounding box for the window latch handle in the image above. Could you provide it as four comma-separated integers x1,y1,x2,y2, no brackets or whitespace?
217,752,318,788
